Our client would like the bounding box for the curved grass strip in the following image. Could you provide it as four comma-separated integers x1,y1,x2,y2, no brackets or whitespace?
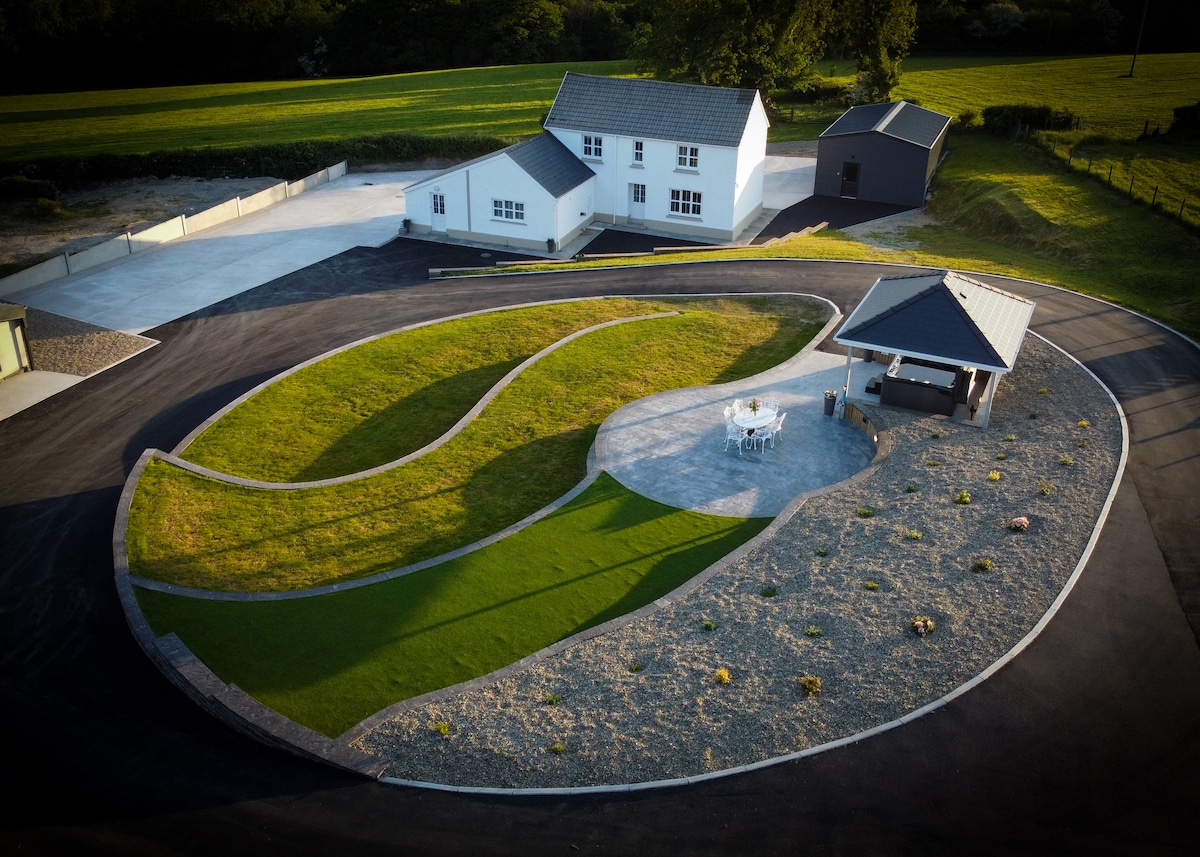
128,296,826,593
134,473,771,738
180,298,673,482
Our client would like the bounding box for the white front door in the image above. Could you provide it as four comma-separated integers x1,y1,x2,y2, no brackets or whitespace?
430,193,446,232
629,183,646,223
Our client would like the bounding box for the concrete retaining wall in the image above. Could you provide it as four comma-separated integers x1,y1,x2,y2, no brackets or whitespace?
184,197,241,233
0,161,348,297
240,182,288,215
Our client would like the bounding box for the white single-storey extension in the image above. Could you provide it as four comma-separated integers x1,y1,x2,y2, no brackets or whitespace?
404,72,770,251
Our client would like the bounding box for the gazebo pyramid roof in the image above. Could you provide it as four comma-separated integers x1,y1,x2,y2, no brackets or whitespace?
834,271,1035,373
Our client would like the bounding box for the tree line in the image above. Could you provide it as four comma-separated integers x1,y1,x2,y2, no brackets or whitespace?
0,0,1192,94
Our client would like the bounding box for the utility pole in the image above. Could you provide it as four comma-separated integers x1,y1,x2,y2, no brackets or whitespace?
1128,0,1149,77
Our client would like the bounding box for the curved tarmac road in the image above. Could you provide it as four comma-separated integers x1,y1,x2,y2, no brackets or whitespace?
3,245,1199,854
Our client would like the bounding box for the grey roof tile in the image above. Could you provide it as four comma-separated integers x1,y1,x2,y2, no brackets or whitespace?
834,271,1035,371
506,132,595,197
821,101,951,149
545,72,758,147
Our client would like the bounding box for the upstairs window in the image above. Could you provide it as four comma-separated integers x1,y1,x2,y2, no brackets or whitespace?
633,141,644,163
492,199,525,221
677,145,699,169
583,135,603,158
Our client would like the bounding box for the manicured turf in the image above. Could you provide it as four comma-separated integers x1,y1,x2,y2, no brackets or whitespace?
135,472,770,737
128,296,824,592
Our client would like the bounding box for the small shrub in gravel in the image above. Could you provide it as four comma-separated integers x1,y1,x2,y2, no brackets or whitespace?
550,742,567,755
863,580,880,590
803,625,823,637
761,586,778,597
927,460,942,467
911,616,936,636
973,558,995,572
431,721,451,736
713,668,732,685
905,483,917,492
996,452,1007,460
1060,456,1075,466
1004,434,1017,442
955,490,972,505
703,620,717,631
1038,479,1055,496
544,694,562,705
1077,419,1090,428
815,547,828,557
798,675,823,697
857,506,875,518
905,529,923,540
987,470,1001,481
628,662,644,673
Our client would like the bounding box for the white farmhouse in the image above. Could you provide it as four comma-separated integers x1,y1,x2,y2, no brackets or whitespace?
403,72,770,252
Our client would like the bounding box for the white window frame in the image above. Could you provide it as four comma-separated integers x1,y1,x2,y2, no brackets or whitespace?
583,134,603,159
632,183,646,204
431,193,445,215
492,199,525,221
633,140,644,164
669,188,701,217
677,145,699,169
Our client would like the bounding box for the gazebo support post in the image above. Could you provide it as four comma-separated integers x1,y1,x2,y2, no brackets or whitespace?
843,346,854,415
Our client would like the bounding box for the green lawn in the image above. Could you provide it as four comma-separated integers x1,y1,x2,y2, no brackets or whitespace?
135,472,769,737
128,296,824,593
0,60,634,161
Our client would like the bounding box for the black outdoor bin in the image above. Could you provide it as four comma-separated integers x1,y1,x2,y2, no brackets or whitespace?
824,394,837,416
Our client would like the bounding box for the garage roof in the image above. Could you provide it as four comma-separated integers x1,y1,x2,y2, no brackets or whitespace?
820,101,951,150
834,271,1035,373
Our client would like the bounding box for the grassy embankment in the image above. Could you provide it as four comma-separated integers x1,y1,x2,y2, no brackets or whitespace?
131,297,822,733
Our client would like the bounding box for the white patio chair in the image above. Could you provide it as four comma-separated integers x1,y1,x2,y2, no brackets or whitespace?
731,398,743,415
762,396,780,413
756,411,786,452
724,412,749,454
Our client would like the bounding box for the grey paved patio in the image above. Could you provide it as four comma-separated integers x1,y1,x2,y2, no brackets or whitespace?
595,348,878,518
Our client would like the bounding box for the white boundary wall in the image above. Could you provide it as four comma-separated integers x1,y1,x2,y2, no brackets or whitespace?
0,161,347,298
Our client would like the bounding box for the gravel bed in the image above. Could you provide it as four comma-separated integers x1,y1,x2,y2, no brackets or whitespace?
17,305,154,376
351,335,1122,789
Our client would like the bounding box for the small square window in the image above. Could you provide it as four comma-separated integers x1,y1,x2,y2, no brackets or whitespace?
677,145,699,169
583,135,603,158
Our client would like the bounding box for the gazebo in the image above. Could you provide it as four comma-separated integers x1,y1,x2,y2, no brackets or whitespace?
833,271,1035,428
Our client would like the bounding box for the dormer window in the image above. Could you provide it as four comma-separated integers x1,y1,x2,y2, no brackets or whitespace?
677,145,699,169
583,135,603,159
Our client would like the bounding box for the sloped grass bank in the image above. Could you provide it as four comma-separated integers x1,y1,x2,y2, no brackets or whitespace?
135,475,770,738
127,297,825,593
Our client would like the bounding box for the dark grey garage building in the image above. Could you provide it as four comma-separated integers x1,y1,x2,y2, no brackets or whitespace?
814,101,952,208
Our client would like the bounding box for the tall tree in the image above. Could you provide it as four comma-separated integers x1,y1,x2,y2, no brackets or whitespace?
842,0,917,102
632,0,835,92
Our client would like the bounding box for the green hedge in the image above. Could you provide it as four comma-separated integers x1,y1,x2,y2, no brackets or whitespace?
0,133,512,186
981,104,1078,137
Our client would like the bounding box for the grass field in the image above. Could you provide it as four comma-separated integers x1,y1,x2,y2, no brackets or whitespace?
0,60,633,161
136,472,769,737
129,296,824,593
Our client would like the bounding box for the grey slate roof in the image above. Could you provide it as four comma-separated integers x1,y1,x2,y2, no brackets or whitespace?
506,132,595,197
406,132,593,199
833,271,1035,372
545,72,759,147
821,101,951,149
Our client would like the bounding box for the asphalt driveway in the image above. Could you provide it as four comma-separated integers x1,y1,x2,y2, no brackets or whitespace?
2,238,1199,854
